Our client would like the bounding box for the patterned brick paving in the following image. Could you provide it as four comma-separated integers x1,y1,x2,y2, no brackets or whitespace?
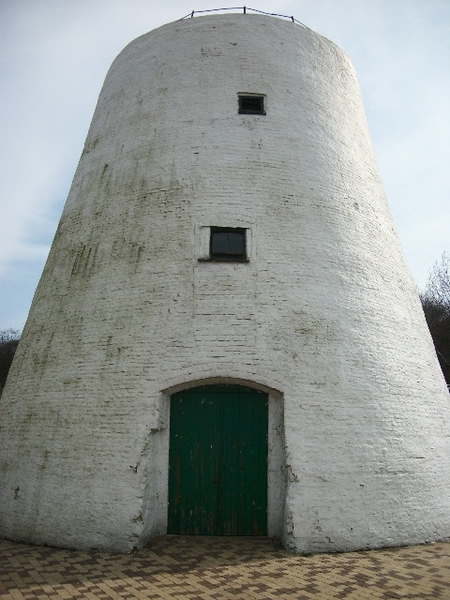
0,536,449,599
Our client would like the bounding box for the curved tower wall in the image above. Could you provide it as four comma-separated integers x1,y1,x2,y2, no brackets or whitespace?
0,14,449,553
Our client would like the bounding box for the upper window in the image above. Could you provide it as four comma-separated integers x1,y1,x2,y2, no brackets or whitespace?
210,228,246,261
238,95,265,115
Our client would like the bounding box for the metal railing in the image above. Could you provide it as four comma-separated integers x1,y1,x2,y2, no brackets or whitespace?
180,6,307,27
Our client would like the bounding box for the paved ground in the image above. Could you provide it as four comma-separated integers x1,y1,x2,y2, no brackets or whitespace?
0,536,449,599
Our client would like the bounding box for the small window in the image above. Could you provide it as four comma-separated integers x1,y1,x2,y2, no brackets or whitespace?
210,228,246,261
239,95,265,115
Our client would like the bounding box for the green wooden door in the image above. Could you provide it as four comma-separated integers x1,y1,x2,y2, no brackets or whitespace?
168,385,268,536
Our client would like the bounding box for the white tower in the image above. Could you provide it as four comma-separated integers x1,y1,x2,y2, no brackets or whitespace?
1,13,449,553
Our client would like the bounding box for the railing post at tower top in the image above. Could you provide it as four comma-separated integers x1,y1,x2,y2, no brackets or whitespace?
180,8,307,27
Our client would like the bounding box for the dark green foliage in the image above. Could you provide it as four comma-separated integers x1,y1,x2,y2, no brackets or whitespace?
0,329,20,395
420,253,450,384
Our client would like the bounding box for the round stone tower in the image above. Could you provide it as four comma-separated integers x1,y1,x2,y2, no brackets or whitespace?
1,13,449,553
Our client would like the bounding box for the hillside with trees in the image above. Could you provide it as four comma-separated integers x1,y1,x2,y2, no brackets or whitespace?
0,329,20,396
420,252,450,385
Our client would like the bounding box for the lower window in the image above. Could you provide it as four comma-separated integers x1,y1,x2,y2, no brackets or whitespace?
210,227,246,261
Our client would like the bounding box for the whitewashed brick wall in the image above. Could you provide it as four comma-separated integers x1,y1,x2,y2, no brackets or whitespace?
0,14,448,553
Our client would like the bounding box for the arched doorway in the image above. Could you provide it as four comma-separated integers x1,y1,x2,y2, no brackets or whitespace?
168,384,268,535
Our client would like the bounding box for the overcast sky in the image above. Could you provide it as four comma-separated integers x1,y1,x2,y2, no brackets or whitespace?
1,0,449,331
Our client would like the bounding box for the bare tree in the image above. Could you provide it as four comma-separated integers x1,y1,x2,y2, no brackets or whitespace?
0,329,20,396
420,252,450,385
423,252,450,309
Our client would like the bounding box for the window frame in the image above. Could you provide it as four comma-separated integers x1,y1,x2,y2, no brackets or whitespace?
209,227,247,262
238,95,266,115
